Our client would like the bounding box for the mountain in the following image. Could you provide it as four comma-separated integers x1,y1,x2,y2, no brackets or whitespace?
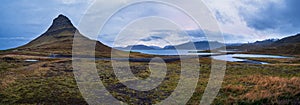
115,45,160,50
116,41,225,51
269,34,300,54
229,34,300,55
274,34,300,44
164,41,224,50
227,39,278,51
225,43,243,47
249,39,279,46
9,14,149,58
115,29,222,51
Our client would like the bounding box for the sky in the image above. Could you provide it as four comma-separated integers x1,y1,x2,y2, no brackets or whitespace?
0,0,299,50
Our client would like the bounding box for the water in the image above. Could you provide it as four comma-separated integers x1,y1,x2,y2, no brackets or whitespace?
69,49,291,64
130,50,219,56
228,54,290,58
211,54,290,64
130,50,291,64
218,50,242,53
130,50,186,55
24,59,39,62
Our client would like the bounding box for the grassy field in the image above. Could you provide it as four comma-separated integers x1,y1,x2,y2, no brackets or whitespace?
0,55,299,104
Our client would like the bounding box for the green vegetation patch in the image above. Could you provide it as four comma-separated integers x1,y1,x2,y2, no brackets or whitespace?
0,77,86,105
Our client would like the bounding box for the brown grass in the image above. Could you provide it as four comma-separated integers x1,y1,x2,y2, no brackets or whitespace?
238,75,300,102
219,75,300,104
223,75,300,104
1,54,300,104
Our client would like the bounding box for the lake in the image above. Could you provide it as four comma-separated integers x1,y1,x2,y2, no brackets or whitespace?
211,54,290,64
130,50,291,64
130,50,219,56
24,59,39,62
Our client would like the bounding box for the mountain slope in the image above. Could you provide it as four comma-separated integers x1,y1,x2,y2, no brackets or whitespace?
13,15,110,57
227,39,278,51
10,14,149,58
274,34,300,44
115,45,161,50
164,41,224,50
270,34,300,54
229,34,300,55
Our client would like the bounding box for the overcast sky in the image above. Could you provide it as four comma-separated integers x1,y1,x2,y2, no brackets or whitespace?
0,0,299,49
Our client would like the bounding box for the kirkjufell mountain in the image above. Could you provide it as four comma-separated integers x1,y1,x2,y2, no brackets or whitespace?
11,14,148,58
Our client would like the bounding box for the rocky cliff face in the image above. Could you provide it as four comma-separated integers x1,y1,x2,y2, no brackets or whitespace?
46,14,76,33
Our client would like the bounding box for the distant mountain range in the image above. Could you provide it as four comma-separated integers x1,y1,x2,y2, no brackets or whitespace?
163,41,224,50
115,45,161,50
228,34,300,55
116,41,225,51
117,34,300,55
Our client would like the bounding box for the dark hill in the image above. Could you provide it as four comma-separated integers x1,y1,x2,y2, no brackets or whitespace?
229,34,300,55
270,34,300,54
274,34,300,44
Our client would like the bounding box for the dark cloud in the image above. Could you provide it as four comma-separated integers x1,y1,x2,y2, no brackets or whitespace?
139,29,208,43
140,36,164,41
239,0,300,34
215,10,234,24
184,29,205,38
140,30,173,42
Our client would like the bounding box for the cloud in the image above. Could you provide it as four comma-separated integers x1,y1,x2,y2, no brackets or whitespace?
110,17,193,48
57,0,94,5
1,0,299,50
214,10,234,24
89,1,210,47
203,0,262,41
202,0,299,43
239,0,300,34
140,36,164,42
60,0,78,4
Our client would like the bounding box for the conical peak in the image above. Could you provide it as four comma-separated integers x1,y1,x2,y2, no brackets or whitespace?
55,14,71,23
46,14,76,33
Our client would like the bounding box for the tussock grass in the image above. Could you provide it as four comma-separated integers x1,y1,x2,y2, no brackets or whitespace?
219,75,300,104
240,75,300,100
